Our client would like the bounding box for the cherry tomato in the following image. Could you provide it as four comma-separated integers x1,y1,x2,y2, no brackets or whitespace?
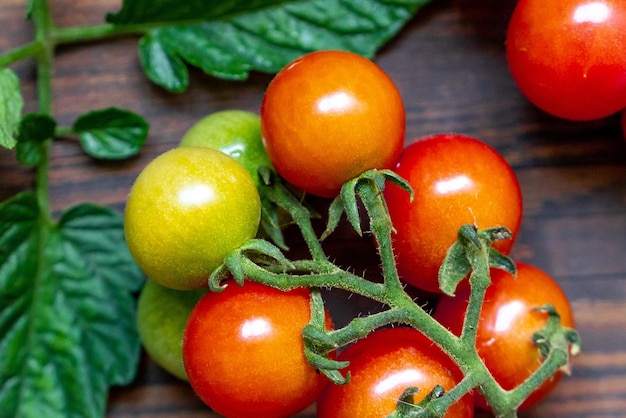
317,327,474,418
136,279,207,380
384,133,522,294
179,110,273,187
506,0,626,121
182,281,333,417
260,50,405,198
433,262,576,410
124,147,261,290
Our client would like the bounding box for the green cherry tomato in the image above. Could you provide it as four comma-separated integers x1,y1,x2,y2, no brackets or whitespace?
137,279,207,380
124,147,261,290
179,110,273,187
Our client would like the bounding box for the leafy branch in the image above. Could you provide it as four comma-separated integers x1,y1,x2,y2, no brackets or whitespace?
213,169,581,417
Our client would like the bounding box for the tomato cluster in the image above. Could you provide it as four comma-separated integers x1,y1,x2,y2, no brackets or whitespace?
124,50,575,417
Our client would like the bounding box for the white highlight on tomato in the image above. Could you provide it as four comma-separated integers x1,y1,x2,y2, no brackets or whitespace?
573,1,611,23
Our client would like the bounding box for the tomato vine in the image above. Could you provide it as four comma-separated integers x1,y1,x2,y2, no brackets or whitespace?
208,168,580,417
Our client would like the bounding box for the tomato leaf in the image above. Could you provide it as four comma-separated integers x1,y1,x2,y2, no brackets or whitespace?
15,113,57,166
0,68,24,150
73,107,149,160
0,192,144,418
106,0,289,24
107,0,429,92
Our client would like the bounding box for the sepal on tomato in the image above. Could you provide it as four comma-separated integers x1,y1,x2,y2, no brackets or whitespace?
532,303,582,373
208,238,295,291
322,169,412,240
302,289,348,385
439,225,516,295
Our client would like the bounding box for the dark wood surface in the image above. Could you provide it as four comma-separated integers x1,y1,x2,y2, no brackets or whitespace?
2,0,626,417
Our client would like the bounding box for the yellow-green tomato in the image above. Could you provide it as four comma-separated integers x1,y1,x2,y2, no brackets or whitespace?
137,279,207,380
124,147,261,290
179,110,273,187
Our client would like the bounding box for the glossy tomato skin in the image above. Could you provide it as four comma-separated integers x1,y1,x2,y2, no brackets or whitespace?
124,147,260,290
260,50,405,198
182,281,333,418
179,110,273,187
384,133,522,294
506,0,626,121
317,327,474,418
434,263,575,410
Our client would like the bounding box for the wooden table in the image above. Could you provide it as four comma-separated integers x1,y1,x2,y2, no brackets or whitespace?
2,0,626,417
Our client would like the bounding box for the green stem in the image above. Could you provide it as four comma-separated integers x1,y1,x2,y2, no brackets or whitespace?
483,344,569,417
31,0,54,223
54,125,74,137
356,180,406,297
263,178,327,261
356,175,462,357
429,374,477,416
242,257,387,303
326,308,412,347
52,23,152,44
0,42,42,67
460,258,489,346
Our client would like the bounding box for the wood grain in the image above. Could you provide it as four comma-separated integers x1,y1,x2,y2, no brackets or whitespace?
2,0,626,417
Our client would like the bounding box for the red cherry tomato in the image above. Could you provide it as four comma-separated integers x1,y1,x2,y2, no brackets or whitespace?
317,327,474,417
506,0,626,121
260,50,405,198
182,281,333,417
434,263,576,410
384,133,522,294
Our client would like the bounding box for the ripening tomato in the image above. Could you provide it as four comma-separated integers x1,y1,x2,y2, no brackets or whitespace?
506,0,626,121
182,281,333,418
384,133,522,294
179,110,273,187
260,50,405,198
317,327,474,418
433,263,576,410
136,279,207,380
124,147,261,290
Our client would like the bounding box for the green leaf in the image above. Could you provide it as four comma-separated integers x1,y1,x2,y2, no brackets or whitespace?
0,192,144,418
15,113,57,166
73,107,149,160
0,68,24,149
106,0,290,24
110,0,429,92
